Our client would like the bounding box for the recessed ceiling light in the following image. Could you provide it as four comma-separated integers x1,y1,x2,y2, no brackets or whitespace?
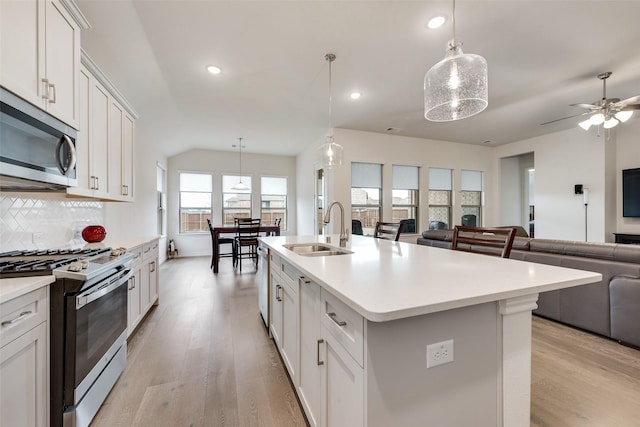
350,92,362,100
427,15,447,30
206,65,222,75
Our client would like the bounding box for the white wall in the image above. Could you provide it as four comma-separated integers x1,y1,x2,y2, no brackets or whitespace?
167,149,297,257
104,115,168,258
616,118,640,234
296,128,495,237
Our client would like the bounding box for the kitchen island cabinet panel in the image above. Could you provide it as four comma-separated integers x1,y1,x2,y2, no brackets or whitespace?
260,235,601,426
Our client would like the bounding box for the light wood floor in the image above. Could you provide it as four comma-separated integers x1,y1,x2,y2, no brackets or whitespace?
92,256,640,427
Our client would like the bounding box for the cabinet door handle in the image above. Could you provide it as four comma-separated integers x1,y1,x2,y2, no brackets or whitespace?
298,276,311,286
150,261,156,273
128,276,136,290
276,285,282,302
317,339,324,366
327,312,347,327
90,176,96,190
96,176,100,190
1,310,33,326
48,82,57,104
41,78,50,100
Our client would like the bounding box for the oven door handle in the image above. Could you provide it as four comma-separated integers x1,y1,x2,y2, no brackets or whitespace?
76,269,131,309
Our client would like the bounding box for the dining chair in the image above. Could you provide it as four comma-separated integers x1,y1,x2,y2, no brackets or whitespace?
233,218,261,271
351,219,363,235
451,226,517,258
207,219,235,270
374,221,403,241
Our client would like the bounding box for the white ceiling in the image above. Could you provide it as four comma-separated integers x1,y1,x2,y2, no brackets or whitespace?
76,0,640,158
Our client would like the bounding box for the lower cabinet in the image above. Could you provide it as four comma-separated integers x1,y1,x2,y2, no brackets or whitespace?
297,276,364,427
127,238,160,336
127,247,143,335
269,255,299,383
0,287,49,427
320,327,364,427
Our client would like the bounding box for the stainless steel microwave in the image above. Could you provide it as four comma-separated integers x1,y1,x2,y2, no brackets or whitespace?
0,87,78,191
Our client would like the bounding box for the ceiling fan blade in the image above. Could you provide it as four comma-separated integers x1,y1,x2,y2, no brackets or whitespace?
570,103,600,109
540,111,591,126
621,104,640,111
614,95,640,107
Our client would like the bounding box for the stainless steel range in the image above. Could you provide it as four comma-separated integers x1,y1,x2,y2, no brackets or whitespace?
0,247,133,427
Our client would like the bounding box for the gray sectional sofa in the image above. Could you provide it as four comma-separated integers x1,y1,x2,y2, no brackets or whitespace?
417,230,640,349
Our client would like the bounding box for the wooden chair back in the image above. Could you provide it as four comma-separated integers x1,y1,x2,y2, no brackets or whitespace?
451,226,517,258
374,221,403,241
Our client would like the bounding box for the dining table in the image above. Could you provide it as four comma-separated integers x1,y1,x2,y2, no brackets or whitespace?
211,224,280,273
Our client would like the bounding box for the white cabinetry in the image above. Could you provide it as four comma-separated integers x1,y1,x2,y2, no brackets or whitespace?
0,287,49,427
141,240,159,312
67,54,137,201
127,238,159,337
297,275,364,427
269,253,299,382
0,0,87,129
127,246,143,335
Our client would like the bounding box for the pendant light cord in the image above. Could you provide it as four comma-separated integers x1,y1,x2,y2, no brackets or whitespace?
238,137,243,182
325,53,336,139
452,0,456,46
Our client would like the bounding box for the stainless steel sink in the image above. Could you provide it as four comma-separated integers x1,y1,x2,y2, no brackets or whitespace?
283,243,353,257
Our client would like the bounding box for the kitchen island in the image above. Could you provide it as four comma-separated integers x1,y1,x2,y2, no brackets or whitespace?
259,235,601,427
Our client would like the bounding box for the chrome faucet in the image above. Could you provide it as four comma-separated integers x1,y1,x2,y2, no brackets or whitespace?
323,201,349,247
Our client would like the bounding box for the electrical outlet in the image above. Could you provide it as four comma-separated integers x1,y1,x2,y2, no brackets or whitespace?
426,339,454,368
32,232,45,244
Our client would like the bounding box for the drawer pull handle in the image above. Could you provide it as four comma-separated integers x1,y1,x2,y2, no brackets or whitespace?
298,276,311,285
317,339,324,366
2,310,33,326
327,312,347,327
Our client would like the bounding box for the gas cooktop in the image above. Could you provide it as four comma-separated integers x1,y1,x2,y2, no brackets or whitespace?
0,247,130,280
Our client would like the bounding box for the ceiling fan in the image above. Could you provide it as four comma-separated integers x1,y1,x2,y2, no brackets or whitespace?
541,72,640,130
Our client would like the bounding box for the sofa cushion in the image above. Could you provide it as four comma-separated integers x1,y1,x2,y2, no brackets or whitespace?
528,240,640,264
610,276,640,347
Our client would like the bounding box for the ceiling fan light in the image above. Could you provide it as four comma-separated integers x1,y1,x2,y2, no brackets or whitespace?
578,119,592,130
589,113,605,125
603,117,619,129
615,110,633,123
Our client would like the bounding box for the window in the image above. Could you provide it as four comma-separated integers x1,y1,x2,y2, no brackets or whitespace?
392,165,419,233
261,176,287,229
351,162,382,236
428,168,452,229
222,175,252,225
461,169,483,226
157,165,166,236
179,172,212,233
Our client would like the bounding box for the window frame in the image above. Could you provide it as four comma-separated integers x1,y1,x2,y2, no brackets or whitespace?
260,176,288,230
428,168,452,229
351,162,383,236
460,170,483,226
179,172,213,234
222,174,252,225
392,165,419,234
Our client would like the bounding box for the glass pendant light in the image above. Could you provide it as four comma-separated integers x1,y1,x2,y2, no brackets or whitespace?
317,53,343,168
231,137,249,190
424,0,488,121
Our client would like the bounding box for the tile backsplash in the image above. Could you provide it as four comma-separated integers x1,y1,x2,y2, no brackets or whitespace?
0,195,104,251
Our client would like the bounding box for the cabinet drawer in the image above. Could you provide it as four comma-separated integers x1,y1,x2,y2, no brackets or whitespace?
321,290,363,367
280,259,298,284
270,252,282,275
129,245,143,268
0,287,48,347
142,241,158,262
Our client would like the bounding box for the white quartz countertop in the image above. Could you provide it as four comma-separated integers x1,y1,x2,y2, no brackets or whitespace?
0,275,55,304
82,235,160,251
259,235,602,322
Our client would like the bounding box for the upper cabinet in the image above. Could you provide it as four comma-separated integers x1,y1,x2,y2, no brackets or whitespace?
68,53,138,202
0,0,89,129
